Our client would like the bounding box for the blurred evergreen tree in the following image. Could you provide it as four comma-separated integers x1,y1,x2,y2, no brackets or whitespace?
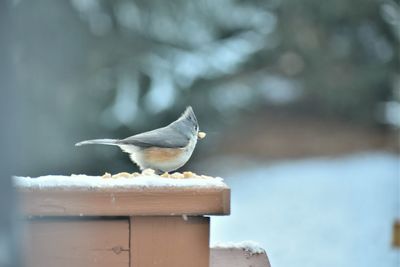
9,0,398,174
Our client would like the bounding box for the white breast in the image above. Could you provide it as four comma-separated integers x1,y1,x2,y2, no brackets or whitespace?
119,135,198,172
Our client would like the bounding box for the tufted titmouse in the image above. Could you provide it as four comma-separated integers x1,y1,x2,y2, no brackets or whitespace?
75,106,205,173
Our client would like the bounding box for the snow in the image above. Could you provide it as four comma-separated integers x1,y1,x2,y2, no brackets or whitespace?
210,152,400,267
212,240,265,255
13,174,227,191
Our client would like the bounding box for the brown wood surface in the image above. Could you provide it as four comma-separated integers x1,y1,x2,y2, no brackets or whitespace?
131,216,210,267
23,218,129,267
18,187,230,216
210,248,271,267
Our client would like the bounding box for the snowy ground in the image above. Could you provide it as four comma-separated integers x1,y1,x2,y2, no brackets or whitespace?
209,152,400,267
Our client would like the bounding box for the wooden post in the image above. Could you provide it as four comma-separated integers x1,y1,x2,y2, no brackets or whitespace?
131,216,210,267
23,218,130,267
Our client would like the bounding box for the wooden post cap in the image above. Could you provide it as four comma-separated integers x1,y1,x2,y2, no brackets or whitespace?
14,174,230,217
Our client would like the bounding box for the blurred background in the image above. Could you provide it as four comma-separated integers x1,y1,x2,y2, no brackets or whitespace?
0,0,399,266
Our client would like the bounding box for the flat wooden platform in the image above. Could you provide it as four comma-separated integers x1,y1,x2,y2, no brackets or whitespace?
15,175,230,216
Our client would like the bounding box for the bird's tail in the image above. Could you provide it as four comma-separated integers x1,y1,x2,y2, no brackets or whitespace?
75,139,119,147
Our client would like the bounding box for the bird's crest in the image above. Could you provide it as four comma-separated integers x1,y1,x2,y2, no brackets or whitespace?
180,106,197,123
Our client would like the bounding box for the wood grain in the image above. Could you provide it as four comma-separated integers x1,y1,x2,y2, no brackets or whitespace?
210,248,271,267
23,218,129,267
17,187,230,216
131,216,210,267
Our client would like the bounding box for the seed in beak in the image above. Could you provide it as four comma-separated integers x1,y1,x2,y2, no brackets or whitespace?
198,131,206,139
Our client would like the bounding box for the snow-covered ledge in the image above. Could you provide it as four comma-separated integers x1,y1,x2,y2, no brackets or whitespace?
210,241,271,267
14,171,230,217
212,241,266,255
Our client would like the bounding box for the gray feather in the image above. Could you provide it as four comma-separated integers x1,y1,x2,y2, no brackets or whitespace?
75,139,119,146
118,126,189,148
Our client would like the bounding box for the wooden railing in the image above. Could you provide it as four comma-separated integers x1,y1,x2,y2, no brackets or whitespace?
15,175,269,267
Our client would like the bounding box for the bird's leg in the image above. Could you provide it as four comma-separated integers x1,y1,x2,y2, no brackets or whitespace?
154,169,164,175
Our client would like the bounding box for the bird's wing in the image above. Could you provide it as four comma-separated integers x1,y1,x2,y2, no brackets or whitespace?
118,126,189,148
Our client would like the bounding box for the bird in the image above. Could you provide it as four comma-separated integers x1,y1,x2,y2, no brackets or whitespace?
75,106,206,173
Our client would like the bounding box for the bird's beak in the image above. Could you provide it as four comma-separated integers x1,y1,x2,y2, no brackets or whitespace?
197,131,206,140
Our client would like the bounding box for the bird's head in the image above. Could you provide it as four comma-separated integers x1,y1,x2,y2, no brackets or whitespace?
175,106,199,139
